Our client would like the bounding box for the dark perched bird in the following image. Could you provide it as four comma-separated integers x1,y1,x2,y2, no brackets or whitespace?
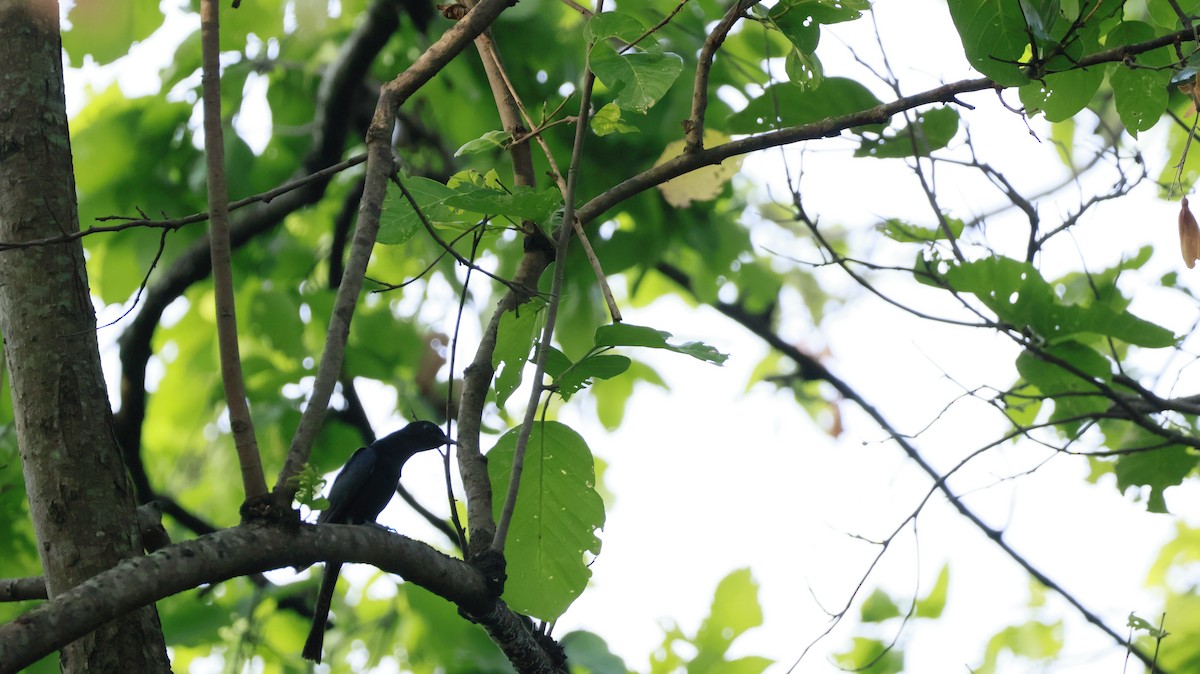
302,421,455,663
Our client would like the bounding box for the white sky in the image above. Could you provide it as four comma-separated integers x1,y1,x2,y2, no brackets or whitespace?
69,1,1200,673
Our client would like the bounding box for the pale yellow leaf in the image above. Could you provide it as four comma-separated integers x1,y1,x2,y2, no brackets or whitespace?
654,130,743,208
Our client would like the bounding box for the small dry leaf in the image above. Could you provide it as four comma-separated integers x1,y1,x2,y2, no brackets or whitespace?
437,3,467,19
1179,197,1200,269
1180,79,1200,112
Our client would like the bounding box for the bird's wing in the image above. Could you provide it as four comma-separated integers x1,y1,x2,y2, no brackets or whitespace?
318,446,375,524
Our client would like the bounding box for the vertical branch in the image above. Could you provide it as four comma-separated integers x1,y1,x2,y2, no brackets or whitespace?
492,4,605,552
200,0,268,502
684,0,759,152
461,0,537,188
273,0,515,508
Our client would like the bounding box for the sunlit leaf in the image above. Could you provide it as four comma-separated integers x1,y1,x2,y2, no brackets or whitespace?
654,130,744,207
488,422,605,621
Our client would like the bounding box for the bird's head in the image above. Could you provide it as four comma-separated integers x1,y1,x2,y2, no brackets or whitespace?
373,420,456,460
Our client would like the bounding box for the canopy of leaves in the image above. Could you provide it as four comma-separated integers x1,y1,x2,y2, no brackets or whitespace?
4,0,1200,672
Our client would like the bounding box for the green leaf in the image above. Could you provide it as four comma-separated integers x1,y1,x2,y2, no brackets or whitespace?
590,45,686,113
945,0,1032,86
925,256,1176,348
694,569,764,659
727,78,885,134
493,299,546,407
1113,439,1198,514
591,103,640,136
62,0,166,65
553,354,632,401
856,107,959,158
445,184,563,223
878,215,964,242
1111,66,1171,136
916,564,950,619
861,588,902,622
379,177,462,245
784,49,824,91
561,631,632,674
834,637,904,674
768,4,820,54
594,323,729,364
1106,21,1174,136
454,130,513,157
1001,382,1043,428
1018,67,1104,122
1127,612,1169,638
770,0,870,51
1148,0,1200,27
793,0,871,24
585,11,648,44
977,621,1063,673
488,421,605,621
1015,341,1112,432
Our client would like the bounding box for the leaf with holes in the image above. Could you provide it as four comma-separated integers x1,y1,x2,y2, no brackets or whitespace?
590,44,684,113
488,422,605,621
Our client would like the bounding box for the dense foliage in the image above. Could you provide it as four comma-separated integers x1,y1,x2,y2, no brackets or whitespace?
3,0,1200,672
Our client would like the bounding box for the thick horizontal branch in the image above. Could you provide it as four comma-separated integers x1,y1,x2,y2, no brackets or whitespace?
0,523,562,674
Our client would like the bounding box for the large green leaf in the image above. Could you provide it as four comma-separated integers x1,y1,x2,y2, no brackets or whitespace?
1109,426,1200,513
585,11,649,44
1106,21,1174,136
856,107,960,158
488,421,605,621
1015,342,1111,432
62,0,166,65
945,0,1032,85
590,45,684,113
727,78,885,134
594,323,729,364
924,256,1176,348
1018,66,1104,122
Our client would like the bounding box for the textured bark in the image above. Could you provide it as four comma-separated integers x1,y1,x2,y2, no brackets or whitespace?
0,2,169,671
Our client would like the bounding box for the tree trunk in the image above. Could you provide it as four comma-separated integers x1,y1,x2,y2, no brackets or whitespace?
0,2,170,671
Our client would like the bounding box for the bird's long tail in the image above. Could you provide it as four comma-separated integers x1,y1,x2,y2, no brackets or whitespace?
302,561,343,663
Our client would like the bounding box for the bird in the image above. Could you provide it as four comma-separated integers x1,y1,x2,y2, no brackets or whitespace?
302,420,455,663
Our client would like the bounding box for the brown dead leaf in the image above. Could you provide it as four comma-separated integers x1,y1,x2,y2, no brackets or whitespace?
1180,197,1200,269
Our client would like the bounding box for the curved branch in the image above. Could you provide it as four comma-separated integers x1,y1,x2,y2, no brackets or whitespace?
684,0,758,152
0,524,565,674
